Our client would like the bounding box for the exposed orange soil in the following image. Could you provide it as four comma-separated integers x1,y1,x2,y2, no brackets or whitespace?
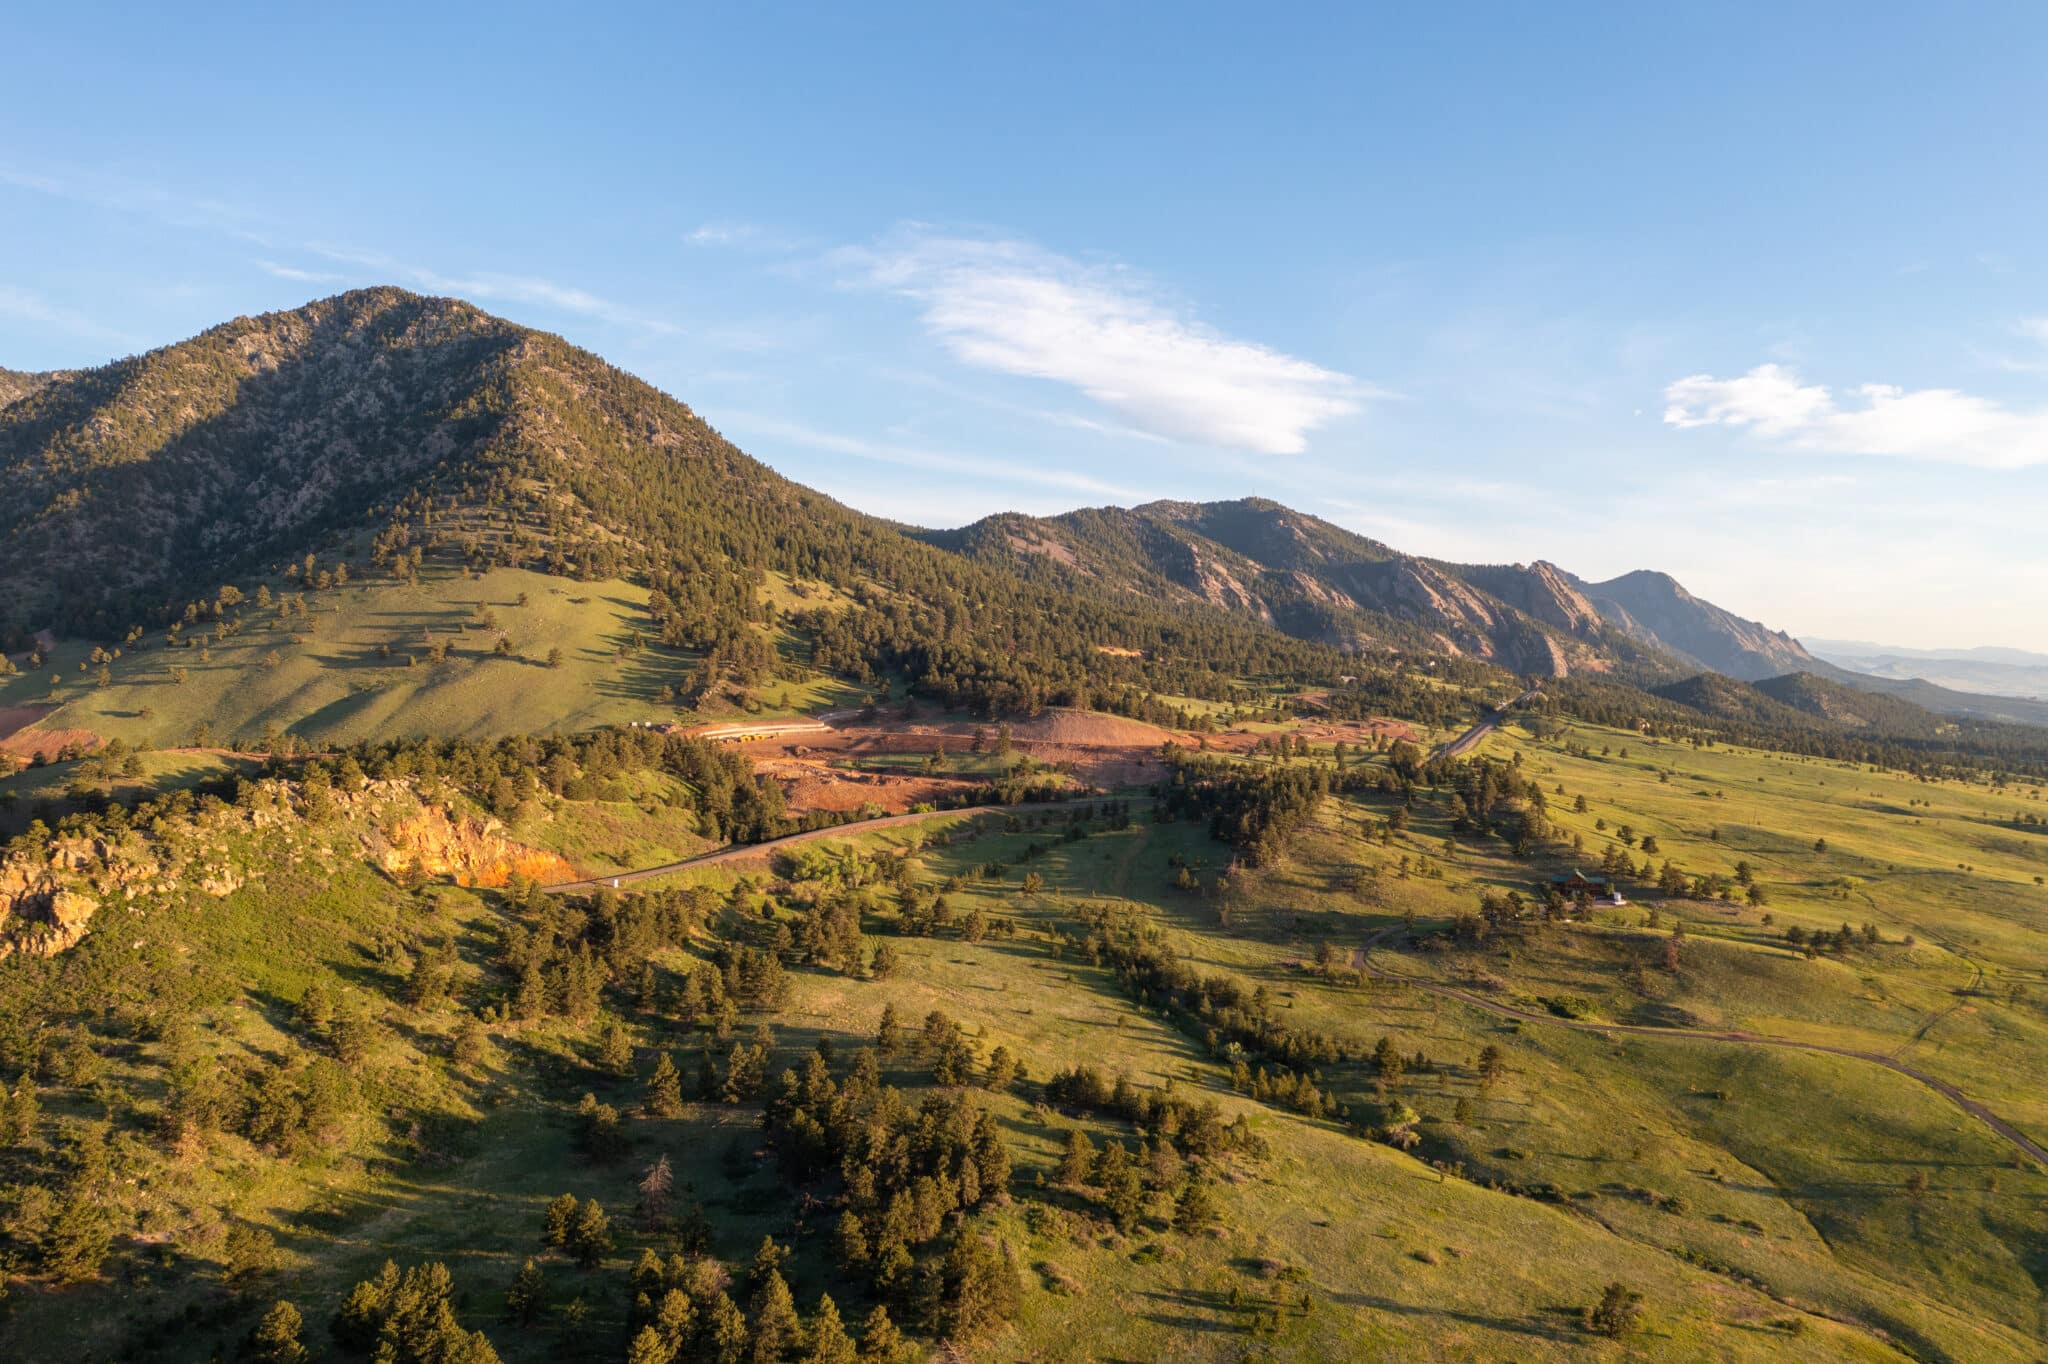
0,717,101,761
720,706,1410,816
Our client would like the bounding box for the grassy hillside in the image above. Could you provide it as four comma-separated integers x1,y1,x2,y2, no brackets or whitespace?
0,565,864,754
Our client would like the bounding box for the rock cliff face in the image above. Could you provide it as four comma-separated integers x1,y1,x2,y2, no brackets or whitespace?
374,797,575,888
0,777,573,958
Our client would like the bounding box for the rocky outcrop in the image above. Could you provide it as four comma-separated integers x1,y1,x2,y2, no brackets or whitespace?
0,776,574,958
0,831,161,958
1456,561,1605,638
373,798,574,888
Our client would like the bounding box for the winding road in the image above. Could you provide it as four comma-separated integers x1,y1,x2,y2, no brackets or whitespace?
541,797,1115,893
1434,686,1542,761
1356,925,2048,1169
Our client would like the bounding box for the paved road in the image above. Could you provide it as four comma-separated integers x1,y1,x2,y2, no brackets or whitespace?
1433,687,1542,761
542,797,1114,893
1356,926,2048,1170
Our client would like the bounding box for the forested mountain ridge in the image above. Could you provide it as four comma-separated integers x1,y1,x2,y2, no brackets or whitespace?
0,289,1370,715
6,289,2040,745
0,367,65,409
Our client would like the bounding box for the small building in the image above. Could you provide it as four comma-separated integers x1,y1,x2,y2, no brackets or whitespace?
1549,869,1625,907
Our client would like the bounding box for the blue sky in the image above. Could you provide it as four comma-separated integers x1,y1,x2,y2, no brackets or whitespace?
5,3,2047,649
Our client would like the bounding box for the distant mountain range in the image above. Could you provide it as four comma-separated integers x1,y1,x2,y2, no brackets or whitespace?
1807,638,2048,701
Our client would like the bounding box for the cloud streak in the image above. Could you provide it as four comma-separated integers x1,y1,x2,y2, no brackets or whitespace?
842,232,1367,455
303,244,676,333
256,259,340,284
0,285,143,348
716,410,1144,504
1663,362,2048,470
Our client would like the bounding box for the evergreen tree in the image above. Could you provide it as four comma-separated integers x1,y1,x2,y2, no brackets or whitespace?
542,1193,579,1249
705,1292,750,1364
1585,1282,1644,1338
571,1200,614,1269
597,1018,636,1077
1055,1128,1095,1185
251,1299,309,1364
855,1305,905,1363
801,1294,857,1364
1173,1173,1218,1233
834,1210,870,1268
869,941,899,980
42,1197,110,1282
627,1326,675,1364
646,1051,685,1118
750,1268,801,1363
506,1258,547,1326
927,1233,1021,1340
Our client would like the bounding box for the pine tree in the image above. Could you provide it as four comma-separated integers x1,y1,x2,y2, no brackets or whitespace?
1584,1281,1644,1338
1173,1173,1218,1233
856,1304,905,1363
1056,1128,1095,1185
628,1326,676,1364
571,1200,613,1269
749,1269,800,1362
42,1197,110,1282
801,1294,857,1364
638,1153,675,1226
598,1019,636,1077
706,1292,750,1364
251,1299,309,1364
506,1258,547,1326
646,1052,684,1118
654,1288,694,1350
542,1193,579,1249
834,1210,870,1268
869,941,899,979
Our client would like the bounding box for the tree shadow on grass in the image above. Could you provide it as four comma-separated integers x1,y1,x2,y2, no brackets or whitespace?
1322,1292,1582,1343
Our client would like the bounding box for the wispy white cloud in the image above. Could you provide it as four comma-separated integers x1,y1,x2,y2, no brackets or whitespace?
1663,361,2048,470
304,243,676,332
837,230,1369,455
0,285,142,348
715,410,1145,504
255,259,340,284
686,220,812,254
1,164,271,243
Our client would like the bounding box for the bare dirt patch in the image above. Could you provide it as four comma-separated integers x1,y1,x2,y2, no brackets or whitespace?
1005,709,1180,747
0,711,100,760
753,757,979,816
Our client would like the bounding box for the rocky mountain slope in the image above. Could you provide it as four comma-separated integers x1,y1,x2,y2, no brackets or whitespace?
926,499,1658,676
0,367,64,409
1566,568,1815,680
